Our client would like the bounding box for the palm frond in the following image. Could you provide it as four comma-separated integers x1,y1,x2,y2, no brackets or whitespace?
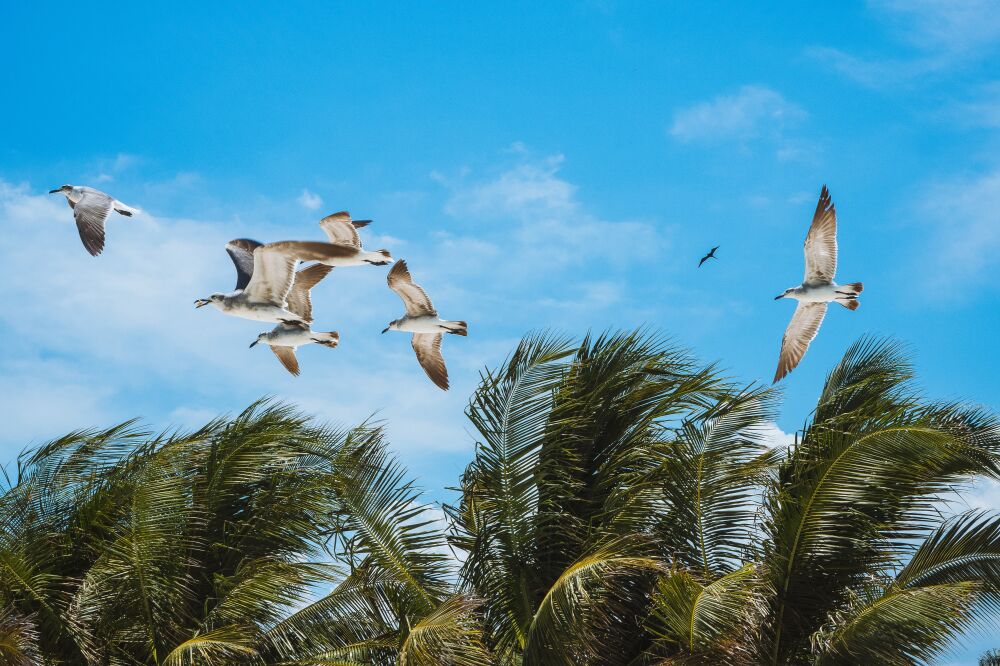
162,626,259,666
523,542,665,665
810,582,982,665
398,595,491,666
647,564,760,657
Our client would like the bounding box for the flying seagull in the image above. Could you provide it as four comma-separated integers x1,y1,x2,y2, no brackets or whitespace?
382,260,467,391
314,210,392,265
49,185,139,256
773,185,863,383
195,239,330,324
698,246,719,267
249,264,339,376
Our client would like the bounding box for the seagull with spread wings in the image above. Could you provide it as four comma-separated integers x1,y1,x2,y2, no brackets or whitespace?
194,239,331,325
259,212,393,271
382,260,467,391
249,264,339,376
773,185,863,383
49,185,140,256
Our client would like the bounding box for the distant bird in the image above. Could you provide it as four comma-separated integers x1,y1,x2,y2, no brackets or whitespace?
698,246,720,267
249,264,339,376
49,185,139,256
195,239,330,324
382,260,467,390
773,186,863,383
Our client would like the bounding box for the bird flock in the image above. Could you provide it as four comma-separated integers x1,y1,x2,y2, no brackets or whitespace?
51,182,856,387
50,186,466,390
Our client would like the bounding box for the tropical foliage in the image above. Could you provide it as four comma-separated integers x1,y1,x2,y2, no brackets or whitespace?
0,331,997,665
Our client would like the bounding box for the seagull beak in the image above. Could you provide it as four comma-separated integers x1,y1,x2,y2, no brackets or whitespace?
249,340,259,348
381,327,390,334
48,188,61,194
774,294,785,300
194,299,210,308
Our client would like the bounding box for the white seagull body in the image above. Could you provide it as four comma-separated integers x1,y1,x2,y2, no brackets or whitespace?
249,263,339,376
195,239,329,325
773,186,863,383
383,260,467,391
49,184,140,256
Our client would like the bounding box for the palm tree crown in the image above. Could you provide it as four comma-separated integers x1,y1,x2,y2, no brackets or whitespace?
0,330,997,665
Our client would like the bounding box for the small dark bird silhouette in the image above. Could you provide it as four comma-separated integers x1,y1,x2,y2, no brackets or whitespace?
698,246,719,267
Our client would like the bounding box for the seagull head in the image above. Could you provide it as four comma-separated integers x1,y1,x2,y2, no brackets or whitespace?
249,333,267,348
775,288,794,300
195,294,223,308
381,319,398,334
48,185,71,194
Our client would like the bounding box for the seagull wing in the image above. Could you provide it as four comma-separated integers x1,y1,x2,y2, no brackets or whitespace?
387,260,437,316
265,240,360,263
70,190,115,256
285,264,333,321
803,185,837,284
319,211,362,248
412,333,448,390
242,243,300,305
226,239,263,291
270,346,300,376
774,302,828,383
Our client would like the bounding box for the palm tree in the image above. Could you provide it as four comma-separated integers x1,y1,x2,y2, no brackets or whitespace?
0,401,486,664
0,331,997,665
449,332,1000,664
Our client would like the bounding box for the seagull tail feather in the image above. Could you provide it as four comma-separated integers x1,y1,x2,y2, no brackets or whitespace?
844,281,863,294
113,201,141,217
447,321,468,336
313,332,340,348
838,298,860,311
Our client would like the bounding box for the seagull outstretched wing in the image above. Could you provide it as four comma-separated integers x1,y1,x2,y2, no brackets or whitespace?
387,260,437,317
285,264,333,321
70,190,115,256
318,211,371,248
242,244,301,306
270,346,300,376
226,239,263,291
774,302,827,383
803,186,837,284
412,333,448,390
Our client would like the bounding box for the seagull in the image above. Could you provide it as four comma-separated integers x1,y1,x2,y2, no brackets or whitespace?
49,185,140,256
195,239,330,324
773,185,863,383
249,264,339,376
382,260,467,390
698,246,719,267
315,210,392,265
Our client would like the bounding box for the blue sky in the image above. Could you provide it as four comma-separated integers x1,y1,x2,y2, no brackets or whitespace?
2,2,999,660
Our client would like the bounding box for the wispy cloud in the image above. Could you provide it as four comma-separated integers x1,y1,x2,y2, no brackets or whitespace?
912,169,1000,293
438,148,662,273
810,0,1000,88
669,86,805,143
669,86,808,159
297,188,323,210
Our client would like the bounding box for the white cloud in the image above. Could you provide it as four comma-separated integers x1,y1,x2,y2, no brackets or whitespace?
439,151,662,275
297,189,323,210
914,170,1000,293
757,422,796,449
669,86,806,146
811,0,1000,88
